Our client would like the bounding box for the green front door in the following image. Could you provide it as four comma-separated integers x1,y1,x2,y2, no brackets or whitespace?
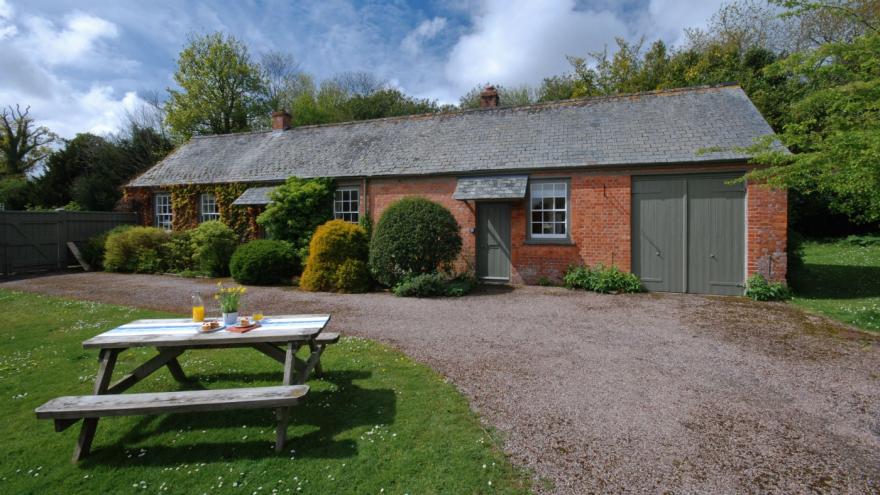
477,203,511,281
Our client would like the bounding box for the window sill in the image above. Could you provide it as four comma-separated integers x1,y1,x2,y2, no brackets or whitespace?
524,239,575,246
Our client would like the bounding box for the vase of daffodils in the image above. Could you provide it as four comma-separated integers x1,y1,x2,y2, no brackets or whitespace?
215,283,246,325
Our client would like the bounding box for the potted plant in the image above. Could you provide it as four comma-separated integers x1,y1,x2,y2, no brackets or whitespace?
215,283,246,325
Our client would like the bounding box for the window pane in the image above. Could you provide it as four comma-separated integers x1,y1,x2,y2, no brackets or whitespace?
542,197,553,209
555,183,566,196
555,223,566,235
555,197,565,209
531,212,541,222
542,223,554,234
542,212,553,222
531,223,542,234
554,211,566,222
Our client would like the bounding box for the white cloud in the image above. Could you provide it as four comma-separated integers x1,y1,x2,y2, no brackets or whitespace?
0,0,16,39
643,0,729,47
443,0,630,96
401,17,447,55
0,5,144,137
21,11,119,67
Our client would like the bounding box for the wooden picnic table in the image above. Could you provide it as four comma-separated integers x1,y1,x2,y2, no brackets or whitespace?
55,314,334,461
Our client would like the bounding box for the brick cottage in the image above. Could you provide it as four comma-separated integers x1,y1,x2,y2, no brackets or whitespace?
124,84,787,295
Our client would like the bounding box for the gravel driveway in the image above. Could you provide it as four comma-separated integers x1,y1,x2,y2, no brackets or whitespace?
3,272,879,493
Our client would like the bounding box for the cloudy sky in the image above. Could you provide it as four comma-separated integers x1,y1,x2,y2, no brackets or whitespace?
0,0,728,138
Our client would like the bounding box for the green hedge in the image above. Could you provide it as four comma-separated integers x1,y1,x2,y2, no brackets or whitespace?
191,220,237,277
103,226,170,273
230,240,298,285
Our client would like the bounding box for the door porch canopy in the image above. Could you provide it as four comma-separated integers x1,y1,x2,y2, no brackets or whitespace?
452,175,529,201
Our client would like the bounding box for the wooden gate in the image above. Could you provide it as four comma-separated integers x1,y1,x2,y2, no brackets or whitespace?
0,211,137,275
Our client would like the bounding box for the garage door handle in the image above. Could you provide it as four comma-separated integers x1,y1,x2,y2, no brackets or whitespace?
656,250,661,256
710,253,716,258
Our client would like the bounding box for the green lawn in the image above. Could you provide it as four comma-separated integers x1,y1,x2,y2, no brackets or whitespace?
790,237,880,332
0,289,530,494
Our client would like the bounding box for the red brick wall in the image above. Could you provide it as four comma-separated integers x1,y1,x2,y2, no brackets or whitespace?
364,166,787,287
747,182,788,283
125,163,788,288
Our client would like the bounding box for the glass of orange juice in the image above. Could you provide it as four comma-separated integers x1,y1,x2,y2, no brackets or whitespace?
253,311,264,322
192,292,205,322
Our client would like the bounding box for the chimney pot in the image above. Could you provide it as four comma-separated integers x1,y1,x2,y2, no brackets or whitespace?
271,110,291,130
479,85,499,108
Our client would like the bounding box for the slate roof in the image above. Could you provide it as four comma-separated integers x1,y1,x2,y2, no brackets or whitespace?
230,186,275,206
453,175,529,200
129,84,778,188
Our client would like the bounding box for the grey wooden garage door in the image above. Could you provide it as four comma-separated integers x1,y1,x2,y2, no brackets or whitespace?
632,173,745,295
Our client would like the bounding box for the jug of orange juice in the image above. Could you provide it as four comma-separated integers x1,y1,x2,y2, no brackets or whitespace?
192,292,205,322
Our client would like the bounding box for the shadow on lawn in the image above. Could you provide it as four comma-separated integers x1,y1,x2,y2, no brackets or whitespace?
85,370,395,466
792,264,880,299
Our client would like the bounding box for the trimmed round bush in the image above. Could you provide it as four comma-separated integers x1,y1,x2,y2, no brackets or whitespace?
103,226,170,273
230,240,298,285
368,197,462,287
190,220,238,276
300,220,370,293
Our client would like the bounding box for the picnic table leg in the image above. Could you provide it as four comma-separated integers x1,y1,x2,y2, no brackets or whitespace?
73,348,119,462
164,349,188,383
275,342,299,452
308,341,323,377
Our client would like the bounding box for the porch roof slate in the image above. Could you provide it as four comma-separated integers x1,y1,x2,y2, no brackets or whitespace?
453,175,529,200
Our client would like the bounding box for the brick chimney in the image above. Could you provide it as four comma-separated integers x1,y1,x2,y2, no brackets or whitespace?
271,110,291,130
479,85,499,108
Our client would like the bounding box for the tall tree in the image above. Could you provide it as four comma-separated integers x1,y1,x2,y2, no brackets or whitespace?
165,32,267,140
747,30,880,224
261,51,300,113
0,105,56,176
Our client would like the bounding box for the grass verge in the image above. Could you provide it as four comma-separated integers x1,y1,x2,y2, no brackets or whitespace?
0,289,530,494
790,237,880,333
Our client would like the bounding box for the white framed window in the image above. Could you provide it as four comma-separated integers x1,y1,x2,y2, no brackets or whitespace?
529,181,568,239
199,193,220,222
333,186,359,223
154,192,172,230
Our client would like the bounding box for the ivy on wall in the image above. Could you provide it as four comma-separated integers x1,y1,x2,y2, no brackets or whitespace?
119,183,264,240
168,183,255,239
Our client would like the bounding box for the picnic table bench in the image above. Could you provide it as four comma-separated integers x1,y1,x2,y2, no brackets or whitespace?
35,315,339,462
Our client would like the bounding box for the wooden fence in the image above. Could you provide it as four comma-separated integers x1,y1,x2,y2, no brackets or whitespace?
0,211,138,275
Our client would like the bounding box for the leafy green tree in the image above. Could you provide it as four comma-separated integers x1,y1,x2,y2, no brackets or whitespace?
747,31,880,223
0,105,56,176
256,177,335,262
345,89,438,120
33,126,172,210
165,32,267,139
34,134,107,207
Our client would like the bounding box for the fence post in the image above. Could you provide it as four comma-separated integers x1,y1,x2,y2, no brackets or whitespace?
57,211,67,269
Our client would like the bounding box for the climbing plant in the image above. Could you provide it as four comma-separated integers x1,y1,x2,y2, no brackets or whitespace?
167,183,257,240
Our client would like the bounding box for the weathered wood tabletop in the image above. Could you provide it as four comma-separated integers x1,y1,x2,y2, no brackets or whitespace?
82,315,331,348
64,314,334,461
